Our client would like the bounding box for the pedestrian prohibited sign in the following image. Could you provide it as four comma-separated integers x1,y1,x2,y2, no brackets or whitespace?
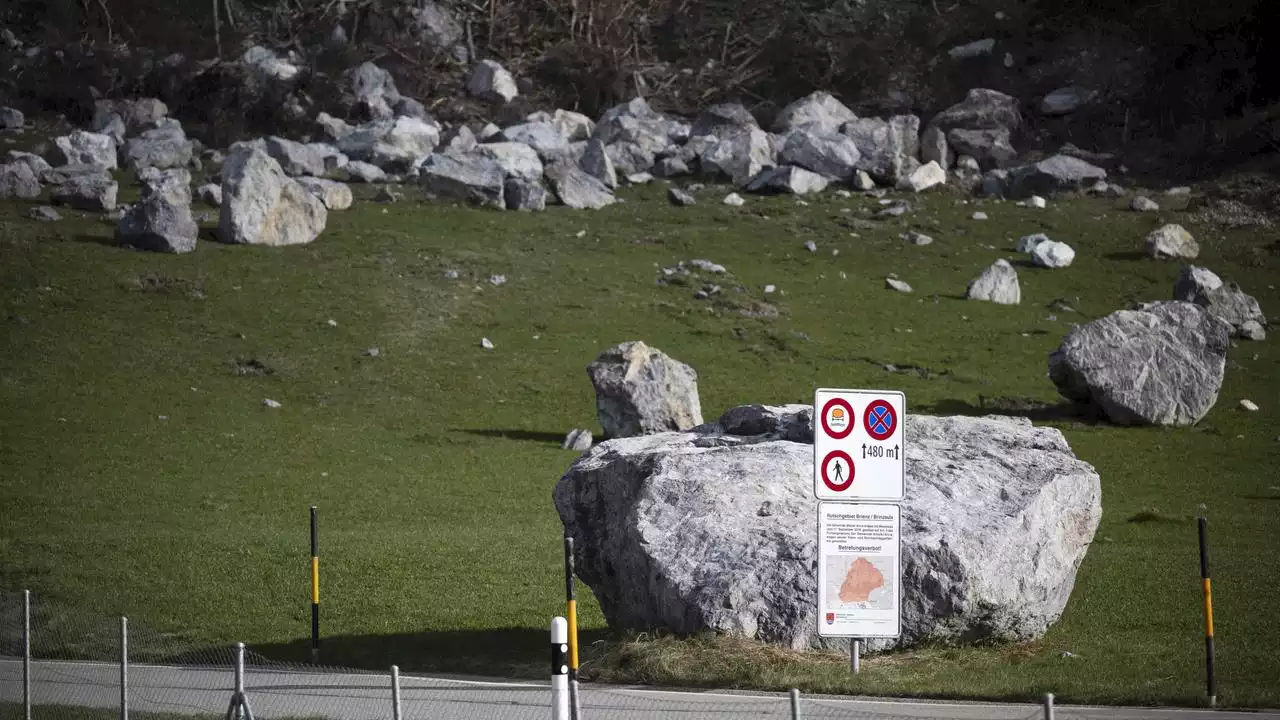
821,450,854,491
813,388,905,502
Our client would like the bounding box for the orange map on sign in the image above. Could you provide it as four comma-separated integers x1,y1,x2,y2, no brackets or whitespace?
838,557,885,603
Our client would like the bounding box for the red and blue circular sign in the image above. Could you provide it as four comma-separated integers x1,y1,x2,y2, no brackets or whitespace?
863,399,898,441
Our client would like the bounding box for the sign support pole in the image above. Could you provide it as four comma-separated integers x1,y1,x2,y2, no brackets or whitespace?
850,639,860,674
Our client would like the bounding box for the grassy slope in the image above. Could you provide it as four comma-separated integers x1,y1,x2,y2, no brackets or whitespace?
1,178,1277,706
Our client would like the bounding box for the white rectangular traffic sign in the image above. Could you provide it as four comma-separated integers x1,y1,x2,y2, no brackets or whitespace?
817,502,901,638
813,388,905,502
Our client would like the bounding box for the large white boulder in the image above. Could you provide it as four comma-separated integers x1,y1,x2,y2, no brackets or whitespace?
218,148,327,246
554,404,1102,651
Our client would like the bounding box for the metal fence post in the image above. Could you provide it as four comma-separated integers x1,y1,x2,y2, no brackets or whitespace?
120,617,129,720
1043,693,1055,720
789,689,801,720
391,665,402,720
22,590,31,720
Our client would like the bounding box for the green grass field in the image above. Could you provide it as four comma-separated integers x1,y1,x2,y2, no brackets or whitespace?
1,175,1277,707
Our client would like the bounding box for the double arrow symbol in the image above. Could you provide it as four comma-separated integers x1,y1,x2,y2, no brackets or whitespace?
862,444,901,460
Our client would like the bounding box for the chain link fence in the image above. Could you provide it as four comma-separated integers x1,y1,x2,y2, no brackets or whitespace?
0,590,1064,720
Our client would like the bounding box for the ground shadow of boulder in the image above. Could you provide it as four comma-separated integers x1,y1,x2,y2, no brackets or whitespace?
926,396,1106,425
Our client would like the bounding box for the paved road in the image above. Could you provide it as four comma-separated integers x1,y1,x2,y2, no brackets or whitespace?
1,658,1276,720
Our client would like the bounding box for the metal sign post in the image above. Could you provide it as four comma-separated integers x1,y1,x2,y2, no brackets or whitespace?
814,388,907,674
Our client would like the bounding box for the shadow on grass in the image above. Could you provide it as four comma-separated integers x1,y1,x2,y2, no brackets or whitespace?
1103,251,1150,262
927,397,1106,424
251,626,612,679
457,429,570,445
72,232,124,249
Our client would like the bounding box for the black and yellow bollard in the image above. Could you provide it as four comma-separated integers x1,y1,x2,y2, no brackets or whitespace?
311,505,320,665
564,536,582,720
1198,516,1216,707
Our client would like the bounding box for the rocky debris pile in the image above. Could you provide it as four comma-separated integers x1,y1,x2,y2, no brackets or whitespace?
554,404,1101,651
587,341,703,439
1049,302,1230,426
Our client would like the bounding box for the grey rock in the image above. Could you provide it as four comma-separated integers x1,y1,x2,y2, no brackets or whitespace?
478,123,502,142
241,46,300,83
296,177,353,210
503,177,547,211
971,211,989,220
1018,233,1051,253
905,230,933,246
1040,87,1095,116
947,128,1017,170
691,103,758,139
116,168,198,253
842,116,919,184
1191,282,1267,334
586,341,703,439
562,428,594,452
723,192,745,206
654,156,690,178
701,128,776,186
418,152,506,209
668,187,696,206
196,183,223,208
406,0,465,54
316,112,354,142
1049,302,1231,426
580,139,617,189
545,160,616,210
1173,266,1223,302
772,91,858,135
344,161,387,183
885,277,913,293
966,259,1021,304
92,98,168,135
28,206,61,221
852,170,875,191
51,172,118,211
779,129,861,181
123,124,193,172
930,88,1022,132
394,97,430,120
1006,155,1107,198
337,117,441,172
466,60,518,104
554,407,1101,651
1,106,25,129
94,112,126,145
6,150,51,176
744,166,829,195
1146,224,1199,260
920,125,949,169
474,142,543,182
264,137,347,177
1057,143,1120,170
1240,320,1267,341
0,162,40,199
627,173,654,185
438,125,478,155
948,38,996,60
1032,241,1076,268
546,110,594,142
499,121,571,162
905,161,945,192
52,131,117,170
219,148,327,246
345,62,401,120
1130,196,1159,212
